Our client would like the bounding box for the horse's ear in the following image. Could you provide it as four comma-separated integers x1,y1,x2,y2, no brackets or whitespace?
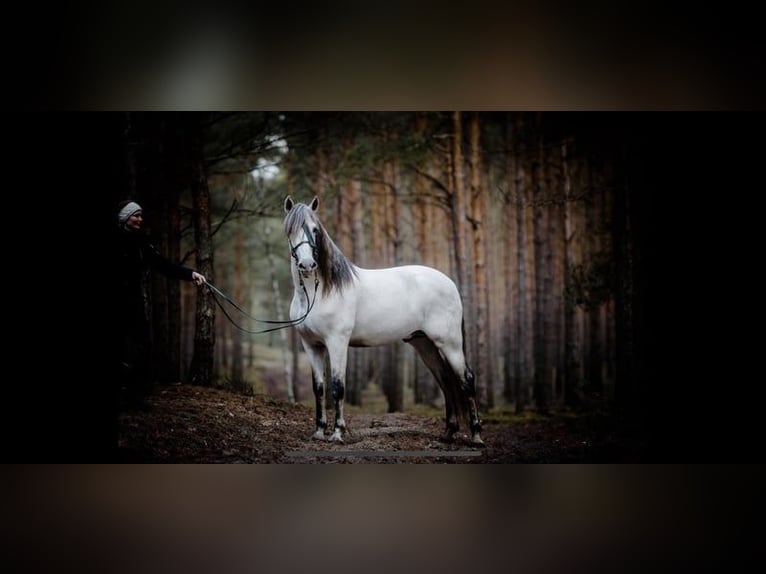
310,196,319,212
284,196,294,213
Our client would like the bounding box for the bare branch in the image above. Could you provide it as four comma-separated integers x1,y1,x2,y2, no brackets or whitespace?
404,163,452,197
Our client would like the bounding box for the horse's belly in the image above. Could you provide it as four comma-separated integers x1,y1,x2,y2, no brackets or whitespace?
348,332,410,347
349,312,421,347
348,334,405,347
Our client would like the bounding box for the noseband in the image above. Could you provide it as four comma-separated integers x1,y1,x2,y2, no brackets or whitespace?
289,221,319,263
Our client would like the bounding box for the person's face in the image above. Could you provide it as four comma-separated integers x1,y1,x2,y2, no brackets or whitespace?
126,211,143,231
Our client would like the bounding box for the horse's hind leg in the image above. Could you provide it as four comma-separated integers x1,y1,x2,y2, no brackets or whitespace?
440,343,484,446
406,333,460,442
462,366,484,446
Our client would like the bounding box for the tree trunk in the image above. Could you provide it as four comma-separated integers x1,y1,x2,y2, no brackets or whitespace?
187,118,216,387
503,114,518,404
544,138,560,408
370,179,385,268
450,111,469,295
413,136,439,405
514,115,529,414
585,158,604,399
532,129,549,415
562,141,583,408
469,112,491,409
600,163,615,400
160,116,186,385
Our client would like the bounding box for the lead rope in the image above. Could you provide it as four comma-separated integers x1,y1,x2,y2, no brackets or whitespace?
204,275,319,335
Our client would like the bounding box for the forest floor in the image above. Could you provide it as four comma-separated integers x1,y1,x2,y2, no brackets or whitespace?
117,384,647,463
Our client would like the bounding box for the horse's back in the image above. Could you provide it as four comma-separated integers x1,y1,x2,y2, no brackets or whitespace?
358,264,460,302
349,264,463,345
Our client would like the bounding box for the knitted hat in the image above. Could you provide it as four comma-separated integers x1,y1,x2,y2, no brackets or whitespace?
118,201,143,226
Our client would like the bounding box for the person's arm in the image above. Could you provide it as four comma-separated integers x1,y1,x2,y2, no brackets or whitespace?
145,243,206,285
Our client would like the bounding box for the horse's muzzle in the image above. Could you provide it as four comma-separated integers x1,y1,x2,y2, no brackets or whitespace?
298,260,317,274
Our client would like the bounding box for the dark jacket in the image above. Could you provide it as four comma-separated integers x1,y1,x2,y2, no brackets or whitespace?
116,228,194,335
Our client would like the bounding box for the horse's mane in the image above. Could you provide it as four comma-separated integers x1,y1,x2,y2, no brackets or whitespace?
284,204,358,293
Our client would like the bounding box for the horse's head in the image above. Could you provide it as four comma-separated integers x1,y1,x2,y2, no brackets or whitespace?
284,195,321,275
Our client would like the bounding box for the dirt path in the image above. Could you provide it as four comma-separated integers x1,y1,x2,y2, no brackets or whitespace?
117,384,645,463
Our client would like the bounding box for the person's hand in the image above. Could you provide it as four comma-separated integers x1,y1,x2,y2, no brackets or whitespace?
191,272,206,286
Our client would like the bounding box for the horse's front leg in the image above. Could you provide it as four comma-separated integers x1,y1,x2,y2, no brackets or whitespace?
303,342,328,440
326,338,350,443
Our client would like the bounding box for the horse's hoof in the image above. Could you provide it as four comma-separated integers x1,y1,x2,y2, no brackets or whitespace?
311,431,326,441
329,433,344,444
439,433,455,444
470,434,486,447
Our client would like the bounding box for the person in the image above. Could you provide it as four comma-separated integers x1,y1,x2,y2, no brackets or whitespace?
115,200,206,411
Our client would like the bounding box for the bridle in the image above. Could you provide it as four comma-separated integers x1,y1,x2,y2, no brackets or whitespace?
288,221,319,264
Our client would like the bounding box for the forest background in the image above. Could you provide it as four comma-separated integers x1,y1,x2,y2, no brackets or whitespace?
106,112,650,422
